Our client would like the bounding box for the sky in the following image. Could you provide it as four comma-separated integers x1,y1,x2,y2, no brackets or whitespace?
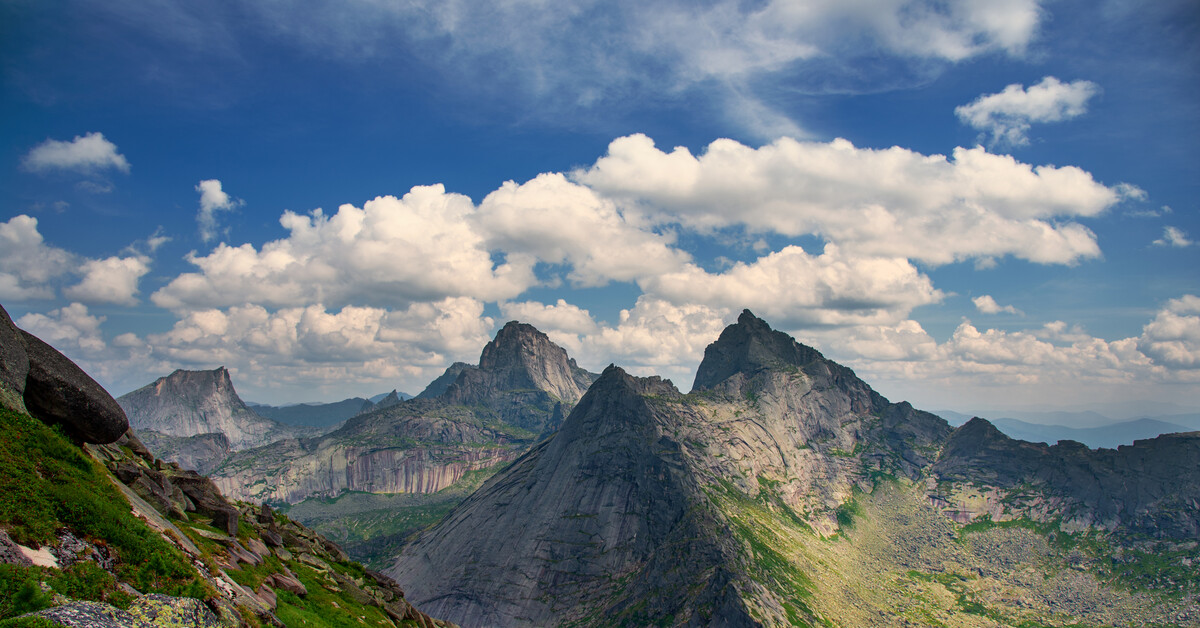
1,0,1198,418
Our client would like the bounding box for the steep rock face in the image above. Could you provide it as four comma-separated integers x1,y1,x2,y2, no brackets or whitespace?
118,367,317,451
932,417,1200,537
417,362,470,399
689,310,950,531
438,322,598,433
390,367,750,627
211,404,526,504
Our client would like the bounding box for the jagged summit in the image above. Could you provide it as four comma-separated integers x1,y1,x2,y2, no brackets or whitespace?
426,321,598,433
692,309,826,391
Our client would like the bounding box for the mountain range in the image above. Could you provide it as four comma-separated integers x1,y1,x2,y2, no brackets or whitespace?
111,310,1200,626
388,311,1200,626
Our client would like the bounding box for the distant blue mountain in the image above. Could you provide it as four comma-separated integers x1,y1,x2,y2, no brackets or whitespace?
933,409,1197,449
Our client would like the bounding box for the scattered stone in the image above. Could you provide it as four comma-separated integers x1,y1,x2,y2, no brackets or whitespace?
260,529,283,548
255,585,277,611
265,572,307,596
245,537,270,558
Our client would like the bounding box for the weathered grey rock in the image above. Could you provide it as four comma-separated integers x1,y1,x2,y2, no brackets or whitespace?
0,302,28,413
170,470,240,536
391,366,750,627
0,529,34,566
20,330,128,444
136,429,231,475
438,321,599,433
264,572,307,596
32,600,144,627
117,367,318,452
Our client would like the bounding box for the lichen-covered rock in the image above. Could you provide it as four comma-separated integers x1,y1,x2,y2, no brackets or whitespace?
0,302,29,414
20,330,128,444
128,594,224,628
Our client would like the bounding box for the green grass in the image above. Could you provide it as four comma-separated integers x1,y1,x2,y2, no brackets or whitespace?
273,562,395,628
0,408,208,611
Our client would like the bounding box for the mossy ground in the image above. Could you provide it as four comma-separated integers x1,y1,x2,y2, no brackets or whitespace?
0,408,207,621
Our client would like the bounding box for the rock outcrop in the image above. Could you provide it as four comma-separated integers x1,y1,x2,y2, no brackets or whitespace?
118,367,319,451
210,322,599,508
0,303,128,444
136,430,232,476
391,366,748,627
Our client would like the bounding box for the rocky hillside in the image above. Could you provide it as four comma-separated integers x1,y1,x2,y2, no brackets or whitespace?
207,322,598,568
0,303,453,628
390,310,1200,627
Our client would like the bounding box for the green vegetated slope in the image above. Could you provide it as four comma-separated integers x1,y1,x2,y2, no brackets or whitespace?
0,408,207,617
0,404,452,627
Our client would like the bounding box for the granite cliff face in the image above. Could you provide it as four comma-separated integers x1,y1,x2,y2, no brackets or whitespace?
118,367,319,452
390,310,1200,627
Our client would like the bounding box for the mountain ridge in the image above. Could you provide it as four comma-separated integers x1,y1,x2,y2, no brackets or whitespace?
389,310,1200,627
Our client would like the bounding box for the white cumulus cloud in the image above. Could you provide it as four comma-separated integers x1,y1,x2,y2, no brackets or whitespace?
196,179,244,243
577,134,1119,266
21,132,130,174
476,173,691,287
956,76,1100,146
155,185,537,313
641,244,943,328
1138,295,1200,369
64,256,151,306
0,215,77,301
1153,226,1194,248
972,295,1023,315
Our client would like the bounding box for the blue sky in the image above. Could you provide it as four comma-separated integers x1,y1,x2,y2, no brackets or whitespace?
2,0,1197,416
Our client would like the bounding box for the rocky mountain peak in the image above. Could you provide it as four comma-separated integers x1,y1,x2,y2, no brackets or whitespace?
478,321,569,372
692,309,825,391
437,322,598,432
119,367,314,451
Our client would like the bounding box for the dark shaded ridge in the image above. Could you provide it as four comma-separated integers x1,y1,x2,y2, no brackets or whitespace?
934,417,1200,538
692,309,825,391
390,365,752,627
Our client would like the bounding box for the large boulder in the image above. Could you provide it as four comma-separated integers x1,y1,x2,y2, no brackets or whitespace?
20,330,129,444
0,303,29,414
